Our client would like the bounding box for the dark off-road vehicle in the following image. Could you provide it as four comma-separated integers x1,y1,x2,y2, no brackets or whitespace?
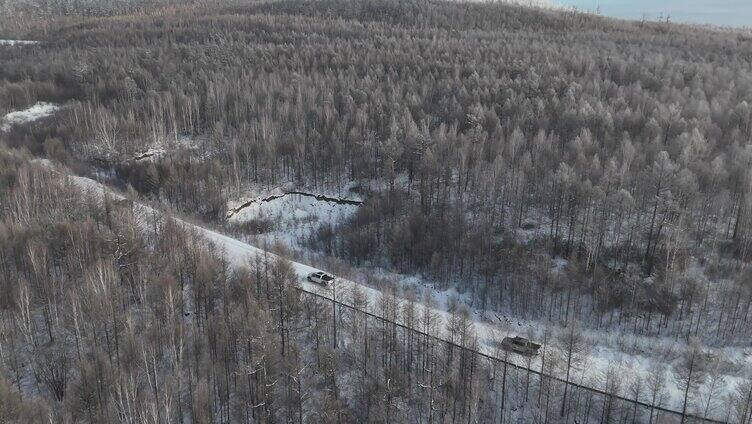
500,336,541,356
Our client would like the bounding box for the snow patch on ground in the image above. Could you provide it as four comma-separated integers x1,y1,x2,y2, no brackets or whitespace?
227,186,361,248
74,133,208,165
490,0,557,9
230,192,358,224
0,40,39,46
227,186,287,219
1,102,59,131
131,135,204,162
132,147,167,161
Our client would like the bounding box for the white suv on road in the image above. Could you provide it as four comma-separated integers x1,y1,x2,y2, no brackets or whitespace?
307,271,335,286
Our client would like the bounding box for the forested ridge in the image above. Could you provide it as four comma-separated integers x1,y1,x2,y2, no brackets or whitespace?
1,0,752,421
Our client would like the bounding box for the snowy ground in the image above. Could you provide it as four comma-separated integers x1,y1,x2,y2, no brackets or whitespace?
53,167,748,421
488,0,557,9
1,102,59,132
227,185,361,248
0,40,39,46
130,135,207,162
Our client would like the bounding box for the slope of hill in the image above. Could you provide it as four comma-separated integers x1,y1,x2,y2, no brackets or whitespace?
2,0,752,421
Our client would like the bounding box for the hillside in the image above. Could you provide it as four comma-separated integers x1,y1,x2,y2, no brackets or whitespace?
1,0,752,422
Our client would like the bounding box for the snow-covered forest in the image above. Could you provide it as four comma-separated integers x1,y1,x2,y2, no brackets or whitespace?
1,0,752,422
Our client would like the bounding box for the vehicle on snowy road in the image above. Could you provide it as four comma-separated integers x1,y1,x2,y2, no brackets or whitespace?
307,271,335,286
500,336,541,356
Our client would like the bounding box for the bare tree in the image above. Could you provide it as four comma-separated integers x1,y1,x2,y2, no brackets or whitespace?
699,354,726,420
674,342,708,424
646,363,668,424
558,322,588,417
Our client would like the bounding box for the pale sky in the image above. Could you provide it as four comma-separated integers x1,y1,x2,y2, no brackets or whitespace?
560,0,752,28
